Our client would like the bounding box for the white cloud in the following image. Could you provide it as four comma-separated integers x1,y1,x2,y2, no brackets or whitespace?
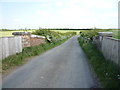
82,0,114,8
1,0,118,28
63,0,115,9
0,0,54,2
13,19,22,22
55,1,63,7
37,10,50,16
33,0,117,28
0,5,2,24
102,12,118,18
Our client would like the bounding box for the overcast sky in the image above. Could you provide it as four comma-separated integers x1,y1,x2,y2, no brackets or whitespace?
0,0,118,29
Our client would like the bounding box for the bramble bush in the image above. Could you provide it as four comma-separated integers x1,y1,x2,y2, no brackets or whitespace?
32,29,76,42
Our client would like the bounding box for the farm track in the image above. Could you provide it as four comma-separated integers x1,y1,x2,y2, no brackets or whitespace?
3,36,100,88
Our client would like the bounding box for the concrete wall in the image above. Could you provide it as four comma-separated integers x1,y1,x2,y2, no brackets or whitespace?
0,36,22,60
0,35,46,60
101,37,120,66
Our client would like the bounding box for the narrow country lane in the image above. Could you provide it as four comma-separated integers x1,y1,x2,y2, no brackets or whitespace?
3,36,99,88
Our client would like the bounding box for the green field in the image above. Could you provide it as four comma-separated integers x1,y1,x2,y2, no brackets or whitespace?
111,30,120,39
51,30,80,34
0,29,119,39
48,30,119,39
0,30,34,37
0,30,80,37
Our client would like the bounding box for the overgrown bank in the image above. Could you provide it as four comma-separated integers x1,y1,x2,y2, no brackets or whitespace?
2,30,76,73
78,31,120,88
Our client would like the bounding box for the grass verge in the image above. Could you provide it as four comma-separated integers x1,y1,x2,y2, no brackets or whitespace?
2,37,70,72
78,36,120,88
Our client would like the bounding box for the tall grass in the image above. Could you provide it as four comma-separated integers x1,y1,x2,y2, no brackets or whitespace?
78,37,120,88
